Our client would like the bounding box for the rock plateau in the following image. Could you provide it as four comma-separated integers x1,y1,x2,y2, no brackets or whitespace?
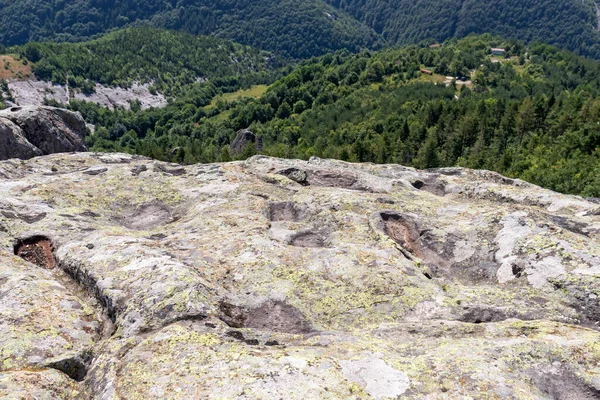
0,152,599,399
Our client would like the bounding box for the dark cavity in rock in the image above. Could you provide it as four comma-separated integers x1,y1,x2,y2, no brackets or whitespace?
412,180,425,189
381,212,426,258
2,210,46,223
219,301,312,334
14,235,55,269
80,210,100,218
44,350,93,382
277,168,364,190
376,198,395,205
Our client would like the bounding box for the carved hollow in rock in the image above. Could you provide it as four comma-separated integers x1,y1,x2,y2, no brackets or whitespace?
14,235,55,269
550,277,600,328
225,331,259,346
269,202,306,222
277,167,308,186
548,215,590,237
531,368,600,400
411,176,446,196
308,170,359,189
458,306,509,324
380,212,450,276
118,201,175,230
277,168,365,191
130,165,148,176
219,301,312,334
381,212,422,255
290,231,327,248
155,164,186,176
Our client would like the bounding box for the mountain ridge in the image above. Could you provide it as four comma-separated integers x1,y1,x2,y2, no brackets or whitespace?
2,0,600,58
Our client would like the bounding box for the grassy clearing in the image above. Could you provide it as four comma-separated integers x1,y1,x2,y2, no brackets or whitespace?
419,72,448,84
206,85,269,109
0,55,32,80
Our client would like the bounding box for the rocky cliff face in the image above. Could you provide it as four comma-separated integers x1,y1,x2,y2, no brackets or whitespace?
0,106,87,161
0,153,599,399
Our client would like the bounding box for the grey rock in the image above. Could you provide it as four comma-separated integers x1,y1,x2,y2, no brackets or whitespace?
339,356,410,399
230,128,261,156
1,153,600,399
0,106,87,159
0,117,42,160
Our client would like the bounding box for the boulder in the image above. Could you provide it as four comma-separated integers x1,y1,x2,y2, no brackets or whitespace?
229,128,261,156
0,106,87,160
1,153,600,398
0,117,42,160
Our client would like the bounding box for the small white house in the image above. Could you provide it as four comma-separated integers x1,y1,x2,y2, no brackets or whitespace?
491,48,505,56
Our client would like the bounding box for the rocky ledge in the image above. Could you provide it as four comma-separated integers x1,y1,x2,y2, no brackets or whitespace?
0,153,599,399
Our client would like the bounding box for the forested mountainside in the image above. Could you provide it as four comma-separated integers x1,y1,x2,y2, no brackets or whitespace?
326,0,600,59
11,27,281,97
0,0,380,59
2,0,600,59
43,35,597,197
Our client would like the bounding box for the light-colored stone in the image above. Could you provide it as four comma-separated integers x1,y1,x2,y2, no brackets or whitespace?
1,153,599,399
340,356,410,399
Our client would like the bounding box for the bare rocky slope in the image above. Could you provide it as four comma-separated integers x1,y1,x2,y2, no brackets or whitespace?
6,80,168,111
0,152,600,399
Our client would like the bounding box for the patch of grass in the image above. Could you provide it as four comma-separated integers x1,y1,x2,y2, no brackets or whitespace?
206,85,269,109
419,72,447,84
0,55,32,80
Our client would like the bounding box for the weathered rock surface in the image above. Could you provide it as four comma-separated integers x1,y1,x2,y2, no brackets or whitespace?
0,106,87,161
1,153,599,399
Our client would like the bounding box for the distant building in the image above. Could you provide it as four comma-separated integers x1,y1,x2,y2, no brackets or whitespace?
420,68,433,75
429,43,440,48
491,48,505,56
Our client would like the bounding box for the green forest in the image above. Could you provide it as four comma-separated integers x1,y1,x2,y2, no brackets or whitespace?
14,27,282,97
326,0,600,58
2,27,600,197
2,0,600,59
0,0,379,59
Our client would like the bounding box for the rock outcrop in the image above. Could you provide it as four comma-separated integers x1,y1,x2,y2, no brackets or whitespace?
230,128,262,156
0,106,87,161
1,153,599,399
